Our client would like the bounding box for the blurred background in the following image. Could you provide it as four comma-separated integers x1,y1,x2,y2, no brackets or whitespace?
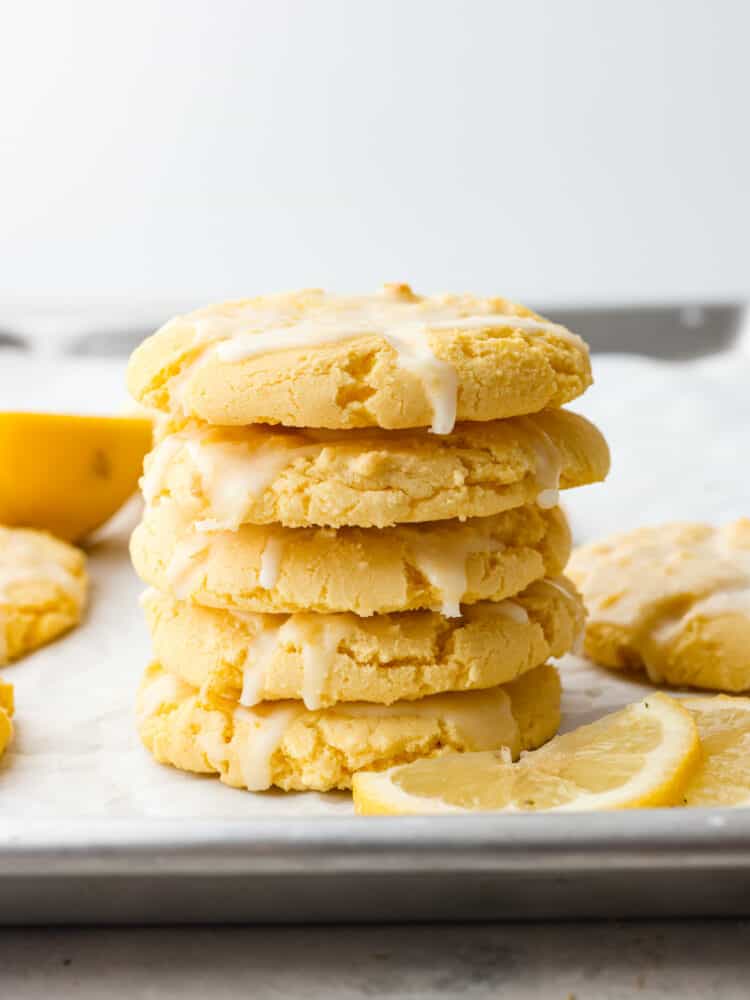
1,0,748,319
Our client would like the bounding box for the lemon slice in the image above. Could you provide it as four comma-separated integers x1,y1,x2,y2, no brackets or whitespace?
0,679,14,758
0,412,152,542
682,695,750,806
353,693,701,815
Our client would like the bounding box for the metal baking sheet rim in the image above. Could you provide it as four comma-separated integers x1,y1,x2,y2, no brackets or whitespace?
3,810,750,876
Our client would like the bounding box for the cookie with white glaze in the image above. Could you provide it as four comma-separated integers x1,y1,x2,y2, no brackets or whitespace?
0,526,87,665
127,284,591,433
142,408,609,530
130,501,571,617
569,520,750,693
142,576,584,708
137,661,561,792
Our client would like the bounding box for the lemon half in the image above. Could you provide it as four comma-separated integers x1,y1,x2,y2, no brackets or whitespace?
0,412,152,542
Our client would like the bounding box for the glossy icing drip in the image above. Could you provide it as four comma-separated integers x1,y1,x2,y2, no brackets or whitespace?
258,535,284,590
233,704,301,790
165,287,580,435
517,416,563,510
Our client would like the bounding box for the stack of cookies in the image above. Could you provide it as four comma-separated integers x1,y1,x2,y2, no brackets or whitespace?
128,284,608,793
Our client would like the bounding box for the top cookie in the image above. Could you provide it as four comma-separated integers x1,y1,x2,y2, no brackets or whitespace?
569,520,750,693
127,284,591,432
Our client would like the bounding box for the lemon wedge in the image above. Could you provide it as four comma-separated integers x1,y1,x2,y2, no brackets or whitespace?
0,412,152,542
0,679,14,758
682,695,750,806
353,693,701,815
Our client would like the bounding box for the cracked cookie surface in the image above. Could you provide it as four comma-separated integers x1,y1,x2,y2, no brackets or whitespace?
131,502,571,617
569,520,750,692
127,284,591,432
0,526,87,665
142,408,609,530
142,576,583,708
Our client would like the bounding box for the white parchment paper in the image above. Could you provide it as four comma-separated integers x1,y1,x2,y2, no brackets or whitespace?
1,335,748,821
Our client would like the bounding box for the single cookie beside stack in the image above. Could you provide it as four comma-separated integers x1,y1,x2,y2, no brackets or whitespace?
0,526,87,667
569,520,750,693
128,284,608,792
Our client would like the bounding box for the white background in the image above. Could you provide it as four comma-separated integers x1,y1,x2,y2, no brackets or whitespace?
1,0,748,306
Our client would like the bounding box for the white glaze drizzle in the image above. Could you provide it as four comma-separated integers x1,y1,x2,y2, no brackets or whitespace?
165,535,209,600
258,535,284,590
579,523,750,629
381,328,457,435
188,434,318,532
215,317,463,434
233,704,301,790
143,427,319,532
163,313,229,415
239,619,283,707
407,529,500,618
516,416,563,509
0,527,85,607
140,434,186,504
195,728,229,771
216,313,573,363
572,522,750,670
654,587,750,644
138,672,186,722
0,562,83,603
238,614,345,711
296,619,345,711
165,289,581,436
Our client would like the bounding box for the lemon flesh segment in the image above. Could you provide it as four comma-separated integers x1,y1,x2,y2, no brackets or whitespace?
0,679,14,758
0,413,152,542
353,693,701,815
682,695,750,807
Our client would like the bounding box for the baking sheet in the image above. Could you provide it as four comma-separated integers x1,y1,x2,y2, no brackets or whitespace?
2,331,750,922
2,337,750,824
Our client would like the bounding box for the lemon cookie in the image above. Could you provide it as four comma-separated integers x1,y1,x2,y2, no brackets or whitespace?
127,284,591,433
569,520,750,693
142,576,583,708
501,655,565,753
0,526,87,665
137,661,561,792
142,409,609,530
131,502,570,617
